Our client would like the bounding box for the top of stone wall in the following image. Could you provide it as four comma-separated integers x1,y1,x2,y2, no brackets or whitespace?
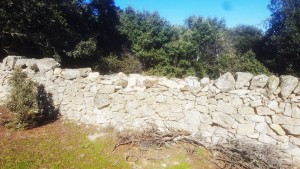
1,55,299,100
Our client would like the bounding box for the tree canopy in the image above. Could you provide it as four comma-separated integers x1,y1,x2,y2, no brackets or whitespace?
0,0,299,77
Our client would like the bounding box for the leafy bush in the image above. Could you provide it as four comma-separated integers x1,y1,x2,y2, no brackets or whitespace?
5,68,58,129
201,51,270,78
101,53,142,74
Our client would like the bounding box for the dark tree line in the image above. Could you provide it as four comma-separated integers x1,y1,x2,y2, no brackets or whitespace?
0,0,299,77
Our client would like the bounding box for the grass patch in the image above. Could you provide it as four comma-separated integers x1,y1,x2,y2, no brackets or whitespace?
0,120,129,169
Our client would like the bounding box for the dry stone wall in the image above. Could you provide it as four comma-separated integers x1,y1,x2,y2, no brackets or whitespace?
1,56,300,165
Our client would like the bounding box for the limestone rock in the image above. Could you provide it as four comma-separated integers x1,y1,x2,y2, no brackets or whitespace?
256,107,275,115
258,134,276,145
200,77,210,86
291,96,300,102
1,55,23,70
255,122,276,136
36,58,60,72
237,123,255,135
158,79,179,89
292,107,300,119
272,115,300,125
211,112,236,129
114,79,128,88
243,115,265,122
280,75,298,99
215,72,235,92
235,72,253,89
94,93,111,109
143,77,158,88
267,100,280,112
267,75,280,94
250,74,269,89
98,85,115,94
294,82,300,94
238,107,255,115
53,68,62,76
62,69,80,80
216,100,236,114
78,68,92,78
290,137,300,146
281,125,300,135
87,72,100,79
185,76,200,89
270,124,286,136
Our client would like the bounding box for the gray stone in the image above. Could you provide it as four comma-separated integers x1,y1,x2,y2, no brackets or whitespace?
272,115,300,125
37,58,60,72
94,93,111,109
292,107,300,119
1,55,23,70
258,134,276,145
143,77,158,88
243,115,265,122
53,68,62,76
238,107,255,115
237,123,255,135
294,82,300,94
158,79,179,89
78,68,92,77
215,72,235,92
280,75,298,99
114,79,128,88
231,97,243,108
211,112,236,129
235,72,253,89
185,76,200,89
87,72,100,80
200,77,210,86
98,85,115,94
284,103,292,117
269,124,286,136
281,125,300,135
256,107,275,115
267,100,280,112
291,96,300,102
255,122,276,136
250,100,263,107
290,137,300,146
62,69,80,80
216,100,236,114
250,74,269,89
267,75,280,94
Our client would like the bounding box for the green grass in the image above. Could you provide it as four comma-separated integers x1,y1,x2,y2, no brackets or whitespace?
0,121,130,169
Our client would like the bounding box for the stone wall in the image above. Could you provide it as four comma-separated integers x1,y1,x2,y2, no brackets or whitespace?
1,56,300,165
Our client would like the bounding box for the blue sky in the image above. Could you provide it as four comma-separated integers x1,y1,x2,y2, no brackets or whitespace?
114,0,271,29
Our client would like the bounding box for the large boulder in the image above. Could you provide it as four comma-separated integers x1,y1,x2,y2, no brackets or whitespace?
215,72,235,92
36,58,60,72
1,55,23,70
250,74,268,89
280,75,298,99
235,72,253,89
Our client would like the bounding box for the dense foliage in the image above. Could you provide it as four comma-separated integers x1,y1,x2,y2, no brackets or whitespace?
257,0,300,75
6,68,58,129
1,0,299,77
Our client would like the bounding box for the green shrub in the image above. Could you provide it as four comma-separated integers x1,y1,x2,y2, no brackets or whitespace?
5,68,58,129
100,53,142,74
